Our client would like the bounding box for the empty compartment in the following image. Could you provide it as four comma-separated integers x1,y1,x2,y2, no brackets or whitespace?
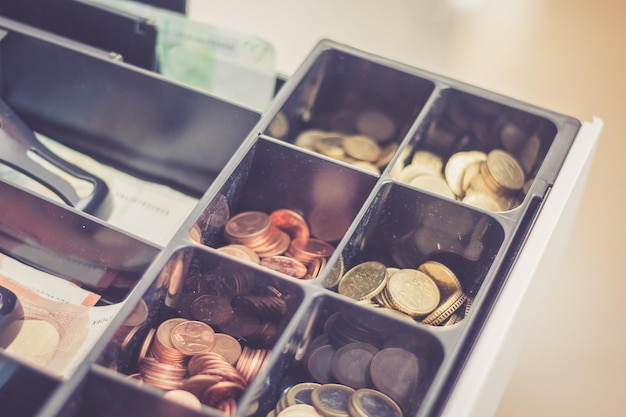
191,137,378,282
0,355,59,417
263,47,435,174
321,182,505,327
246,294,444,417
391,88,571,213
95,245,306,415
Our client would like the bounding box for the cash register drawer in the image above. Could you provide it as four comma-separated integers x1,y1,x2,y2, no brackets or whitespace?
0,13,601,417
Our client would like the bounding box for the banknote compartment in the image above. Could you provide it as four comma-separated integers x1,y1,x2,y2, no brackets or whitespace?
191,136,378,253
0,180,160,304
0,17,260,200
260,47,435,173
94,244,307,415
0,355,60,417
320,181,505,326
245,293,445,417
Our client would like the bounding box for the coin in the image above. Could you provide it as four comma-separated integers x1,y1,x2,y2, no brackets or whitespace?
342,135,381,162
211,333,243,365
337,261,387,301
485,149,525,191
295,130,332,150
0,319,59,357
163,389,203,411
311,384,355,417
355,111,396,142
306,344,336,384
421,290,467,326
270,209,310,240
261,256,308,279
170,320,216,355
330,342,379,389
123,299,149,328
411,150,444,175
444,151,487,197
386,269,440,317
315,135,345,159
217,244,259,263
277,404,322,417
322,255,345,290
408,175,456,200
286,382,321,408
348,388,402,417
417,261,462,298
191,294,235,326
225,211,271,243
368,347,419,410
267,111,289,139
180,374,221,398
288,238,335,263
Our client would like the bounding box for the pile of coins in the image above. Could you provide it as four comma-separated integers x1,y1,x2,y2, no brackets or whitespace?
127,318,271,415
219,209,335,280
267,383,403,417
391,148,528,212
295,310,423,415
334,260,471,327
292,129,398,175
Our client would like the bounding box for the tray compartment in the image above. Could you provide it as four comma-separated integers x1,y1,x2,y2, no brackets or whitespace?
261,47,436,173
320,181,505,327
191,137,378,266
247,294,445,417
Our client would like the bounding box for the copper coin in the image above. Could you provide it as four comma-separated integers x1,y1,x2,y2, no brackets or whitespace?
269,209,310,240
202,381,245,406
170,320,217,355
260,256,308,279
163,389,203,411
181,374,221,398
225,211,271,243
211,333,243,365
290,238,335,259
191,294,235,326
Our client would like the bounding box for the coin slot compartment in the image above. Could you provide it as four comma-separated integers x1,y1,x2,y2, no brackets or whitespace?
0,355,60,417
262,47,435,173
247,294,445,417
391,87,568,214
191,137,378,278
321,181,505,328
95,245,306,415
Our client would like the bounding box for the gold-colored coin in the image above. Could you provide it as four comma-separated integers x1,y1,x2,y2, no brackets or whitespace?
355,111,396,143
386,269,440,317
485,149,525,191
348,388,402,417
409,175,456,200
417,261,462,298
342,135,381,162
314,136,345,159
295,129,331,151
337,261,388,301
444,151,487,197
421,290,467,326
411,150,444,175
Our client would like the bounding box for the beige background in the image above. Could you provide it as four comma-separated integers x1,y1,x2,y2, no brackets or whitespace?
187,1,624,416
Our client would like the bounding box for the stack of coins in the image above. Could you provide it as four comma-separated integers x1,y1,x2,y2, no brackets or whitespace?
336,260,471,327
391,148,527,212
293,129,398,175
130,317,273,416
301,311,420,414
221,209,335,280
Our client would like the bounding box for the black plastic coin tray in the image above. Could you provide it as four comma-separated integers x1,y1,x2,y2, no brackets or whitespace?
0,12,599,417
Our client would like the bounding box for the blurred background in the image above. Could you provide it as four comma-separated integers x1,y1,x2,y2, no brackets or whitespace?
185,1,625,416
